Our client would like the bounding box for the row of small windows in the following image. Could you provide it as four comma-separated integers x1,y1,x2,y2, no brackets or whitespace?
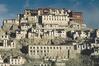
43,16,68,21
32,64,50,66
30,50,68,59
30,46,60,49
44,18,67,21
40,64,51,66
4,20,16,24
30,46,71,49
10,59,19,63
30,50,68,57
2,35,8,38
77,45,86,48
43,15,68,18
30,50,49,53
0,64,10,66
74,45,87,50
45,25,58,27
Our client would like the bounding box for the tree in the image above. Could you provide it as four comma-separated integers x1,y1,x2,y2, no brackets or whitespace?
20,46,28,54
81,49,94,56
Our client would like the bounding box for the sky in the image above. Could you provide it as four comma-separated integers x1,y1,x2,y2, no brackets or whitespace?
0,0,99,28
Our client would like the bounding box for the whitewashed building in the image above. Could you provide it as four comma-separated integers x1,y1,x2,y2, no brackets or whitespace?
41,15,69,27
0,55,10,66
10,56,26,65
16,30,27,39
0,40,16,49
73,31,88,40
96,29,99,38
28,44,76,61
0,63,10,66
0,34,9,40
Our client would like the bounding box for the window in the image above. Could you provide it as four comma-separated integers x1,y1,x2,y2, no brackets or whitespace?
44,47,46,49
78,45,79,48
60,47,61,49
37,50,39,52
47,50,49,52
41,47,42,49
68,50,70,58
52,17,53,20
55,18,56,20
27,12,29,15
47,47,49,49
5,35,7,38
66,47,68,49
53,47,55,49
60,18,61,21
13,43,14,47
69,47,71,49
41,64,43,66
44,50,46,52
57,47,58,49
45,64,47,66
33,47,35,49
41,50,42,53
33,50,35,52
37,47,39,49
30,47,32,49
50,47,52,49
62,18,63,20
74,45,77,50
